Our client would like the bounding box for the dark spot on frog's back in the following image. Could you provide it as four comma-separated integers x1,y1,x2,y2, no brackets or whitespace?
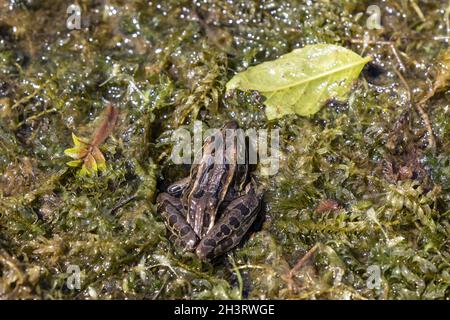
203,213,211,227
180,226,191,236
220,224,231,236
229,216,240,229
168,214,178,226
192,189,205,198
220,238,233,250
203,239,216,247
235,202,250,216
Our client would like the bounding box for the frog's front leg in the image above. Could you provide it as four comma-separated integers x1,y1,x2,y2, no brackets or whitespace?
156,193,199,251
195,181,262,260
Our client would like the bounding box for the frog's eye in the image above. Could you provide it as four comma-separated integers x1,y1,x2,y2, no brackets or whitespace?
168,184,183,195
168,182,189,196
167,177,191,196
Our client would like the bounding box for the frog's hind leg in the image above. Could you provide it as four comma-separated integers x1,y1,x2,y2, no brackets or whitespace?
157,193,199,251
195,182,262,260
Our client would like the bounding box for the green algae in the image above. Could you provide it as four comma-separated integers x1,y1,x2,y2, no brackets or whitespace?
0,0,448,299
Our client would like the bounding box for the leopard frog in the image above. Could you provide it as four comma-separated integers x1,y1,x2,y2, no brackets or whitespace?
157,121,262,260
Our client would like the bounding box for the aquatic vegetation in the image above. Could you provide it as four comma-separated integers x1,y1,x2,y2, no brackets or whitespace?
0,0,448,300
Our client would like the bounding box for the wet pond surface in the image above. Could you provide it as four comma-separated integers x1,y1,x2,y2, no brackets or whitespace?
0,1,448,299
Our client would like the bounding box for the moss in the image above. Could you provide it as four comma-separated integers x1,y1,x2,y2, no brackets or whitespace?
0,0,448,299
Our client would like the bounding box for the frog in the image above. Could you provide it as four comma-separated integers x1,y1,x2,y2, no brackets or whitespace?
156,121,263,260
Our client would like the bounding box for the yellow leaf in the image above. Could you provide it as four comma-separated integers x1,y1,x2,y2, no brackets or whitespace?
78,165,90,176
91,146,106,171
64,147,88,159
83,153,98,175
67,160,83,167
72,133,90,147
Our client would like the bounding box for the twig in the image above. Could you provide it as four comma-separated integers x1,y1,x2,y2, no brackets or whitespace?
11,81,50,110
16,108,57,127
409,0,426,22
229,255,244,300
415,103,436,151
350,39,393,46
289,243,320,277
389,44,406,72
152,272,169,300
392,67,411,103
110,194,137,214
350,39,406,71
90,103,119,147
392,67,436,151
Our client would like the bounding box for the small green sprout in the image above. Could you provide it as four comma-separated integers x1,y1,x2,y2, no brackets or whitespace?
64,104,119,176
64,133,107,175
